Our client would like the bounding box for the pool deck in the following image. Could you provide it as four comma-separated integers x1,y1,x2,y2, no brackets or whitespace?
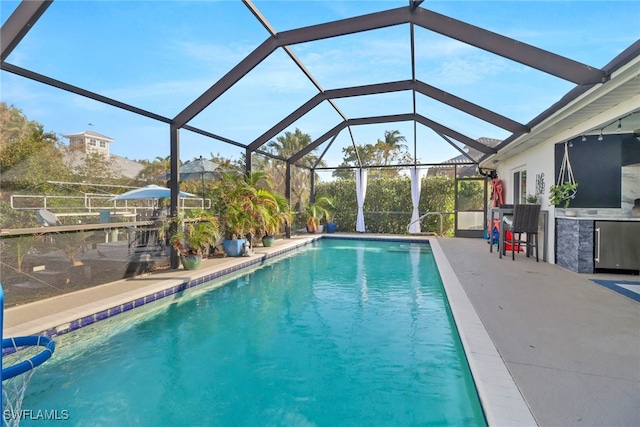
3,234,639,427
437,237,639,427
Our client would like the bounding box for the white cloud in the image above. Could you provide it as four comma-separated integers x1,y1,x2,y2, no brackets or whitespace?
425,54,513,87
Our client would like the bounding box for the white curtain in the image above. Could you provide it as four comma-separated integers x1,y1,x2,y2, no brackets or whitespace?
355,168,368,232
409,167,422,234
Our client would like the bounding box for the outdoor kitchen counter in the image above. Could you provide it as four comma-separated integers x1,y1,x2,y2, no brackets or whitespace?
556,216,640,221
556,216,640,273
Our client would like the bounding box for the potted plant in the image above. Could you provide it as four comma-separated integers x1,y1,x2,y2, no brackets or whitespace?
323,196,337,233
168,211,220,269
525,194,540,205
305,196,334,233
258,191,291,247
549,182,578,209
217,171,254,256
223,199,251,256
219,170,289,255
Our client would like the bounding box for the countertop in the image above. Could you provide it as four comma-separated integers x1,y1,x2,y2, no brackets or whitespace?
556,216,640,221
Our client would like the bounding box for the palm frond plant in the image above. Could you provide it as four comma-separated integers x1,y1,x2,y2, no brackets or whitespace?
217,171,254,240
218,170,290,253
167,210,220,268
258,190,292,246
322,196,338,233
305,196,334,233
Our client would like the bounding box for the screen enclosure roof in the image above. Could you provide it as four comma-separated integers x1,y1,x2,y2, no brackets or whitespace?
1,0,639,170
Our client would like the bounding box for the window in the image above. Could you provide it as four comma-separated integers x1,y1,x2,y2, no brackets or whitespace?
100,141,106,148
513,170,527,204
89,139,96,146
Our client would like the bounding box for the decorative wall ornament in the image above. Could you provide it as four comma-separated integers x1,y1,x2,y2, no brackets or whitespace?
535,173,545,196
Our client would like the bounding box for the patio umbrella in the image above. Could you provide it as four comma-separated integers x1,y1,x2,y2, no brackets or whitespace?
109,185,196,201
161,156,221,197
161,158,221,181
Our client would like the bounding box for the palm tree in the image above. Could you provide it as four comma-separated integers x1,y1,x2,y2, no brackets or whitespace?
377,130,407,166
266,128,326,211
267,128,313,162
136,155,171,184
258,190,292,239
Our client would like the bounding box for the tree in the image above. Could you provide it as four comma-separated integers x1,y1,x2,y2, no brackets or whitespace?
265,128,325,212
333,143,380,179
0,112,69,192
0,103,33,149
333,130,413,179
66,149,121,184
1,103,57,172
0,105,72,228
136,155,171,185
216,170,289,241
378,130,407,166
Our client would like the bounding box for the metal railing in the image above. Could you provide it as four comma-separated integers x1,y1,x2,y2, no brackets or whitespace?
406,212,444,236
290,210,453,235
9,194,210,218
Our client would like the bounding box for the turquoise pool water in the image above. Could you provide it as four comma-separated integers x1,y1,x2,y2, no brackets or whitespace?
19,239,486,426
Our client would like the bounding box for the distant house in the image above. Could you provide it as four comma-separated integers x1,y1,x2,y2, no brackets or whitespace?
63,130,114,156
427,137,501,177
62,130,143,179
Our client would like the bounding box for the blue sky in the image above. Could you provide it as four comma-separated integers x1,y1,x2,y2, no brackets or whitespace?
1,0,639,173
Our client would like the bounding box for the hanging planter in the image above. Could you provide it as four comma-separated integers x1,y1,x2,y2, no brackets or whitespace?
549,141,578,209
550,182,578,209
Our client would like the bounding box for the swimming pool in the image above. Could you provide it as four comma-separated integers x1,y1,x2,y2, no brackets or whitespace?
18,238,487,426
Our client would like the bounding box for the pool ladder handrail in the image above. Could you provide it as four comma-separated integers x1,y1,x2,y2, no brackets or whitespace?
407,211,444,236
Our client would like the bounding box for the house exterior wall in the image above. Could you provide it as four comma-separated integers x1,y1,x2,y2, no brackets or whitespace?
84,135,110,156
492,93,639,265
64,131,113,156
495,139,557,262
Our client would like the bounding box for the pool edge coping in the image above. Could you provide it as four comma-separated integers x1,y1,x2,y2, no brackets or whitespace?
430,239,538,427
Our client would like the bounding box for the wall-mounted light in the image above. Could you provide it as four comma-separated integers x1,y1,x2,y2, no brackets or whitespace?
568,140,573,147
598,129,604,141
581,134,586,142
617,119,622,132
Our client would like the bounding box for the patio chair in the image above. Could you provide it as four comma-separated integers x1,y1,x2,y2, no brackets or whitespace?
503,204,541,261
36,209,60,226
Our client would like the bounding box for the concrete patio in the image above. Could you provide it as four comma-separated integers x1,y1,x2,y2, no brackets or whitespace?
438,237,639,427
